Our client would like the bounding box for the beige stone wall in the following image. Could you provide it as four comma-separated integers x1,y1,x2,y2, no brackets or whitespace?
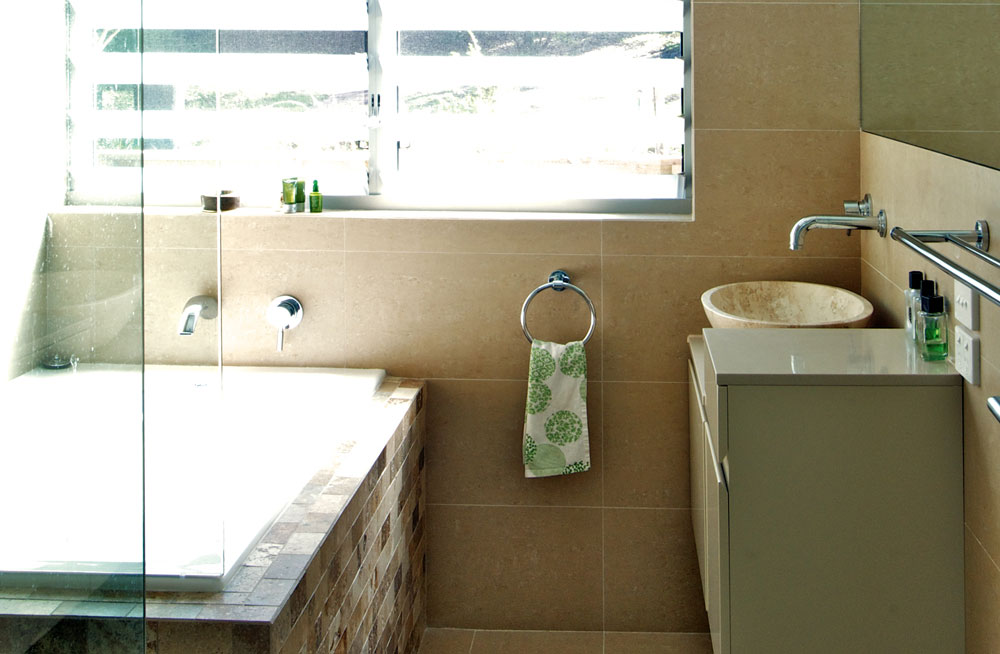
860,132,1000,652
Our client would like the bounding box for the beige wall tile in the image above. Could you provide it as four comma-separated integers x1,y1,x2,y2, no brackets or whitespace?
144,213,218,250
469,630,602,654
425,380,603,507
964,358,1000,564
693,4,859,130
418,628,475,654
426,505,603,630
603,508,707,632
346,218,602,255
859,260,903,329
603,382,689,508
966,527,1000,654
221,214,345,251
601,254,861,382
143,248,219,365
343,252,602,380
220,249,346,366
604,131,860,258
604,631,712,654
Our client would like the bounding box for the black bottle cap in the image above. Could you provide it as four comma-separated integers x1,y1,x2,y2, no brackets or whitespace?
920,279,937,297
921,294,944,313
908,270,923,290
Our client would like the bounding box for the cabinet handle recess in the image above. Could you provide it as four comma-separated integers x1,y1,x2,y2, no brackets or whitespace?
704,422,726,488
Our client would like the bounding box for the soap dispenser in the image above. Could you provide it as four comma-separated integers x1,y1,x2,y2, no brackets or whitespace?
917,294,948,361
905,271,923,340
309,180,323,213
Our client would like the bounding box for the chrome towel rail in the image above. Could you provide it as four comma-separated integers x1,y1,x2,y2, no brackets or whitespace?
890,224,1000,308
891,222,1000,425
521,270,597,344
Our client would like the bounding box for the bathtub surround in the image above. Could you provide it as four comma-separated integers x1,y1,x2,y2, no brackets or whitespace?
0,378,426,654
861,132,1000,651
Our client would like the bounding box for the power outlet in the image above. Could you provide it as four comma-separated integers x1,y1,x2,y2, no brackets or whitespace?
954,324,980,385
954,280,979,330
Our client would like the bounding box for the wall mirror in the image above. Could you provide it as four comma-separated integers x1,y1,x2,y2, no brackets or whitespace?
860,2,1000,170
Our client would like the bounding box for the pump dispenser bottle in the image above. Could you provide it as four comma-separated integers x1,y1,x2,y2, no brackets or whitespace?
309,180,323,213
905,271,923,340
917,294,948,361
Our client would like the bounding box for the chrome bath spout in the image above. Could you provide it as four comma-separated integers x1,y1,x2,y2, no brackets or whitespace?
177,295,218,335
789,212,887,250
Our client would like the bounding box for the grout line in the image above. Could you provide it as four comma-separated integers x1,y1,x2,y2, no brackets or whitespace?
427,503,694,511
967,523,1000,575
468,629,477,654
599,221,606,642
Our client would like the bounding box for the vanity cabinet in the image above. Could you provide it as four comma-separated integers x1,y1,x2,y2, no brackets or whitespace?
688,329,964,654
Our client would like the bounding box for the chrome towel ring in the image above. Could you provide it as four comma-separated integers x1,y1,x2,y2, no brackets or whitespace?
520,270,597,345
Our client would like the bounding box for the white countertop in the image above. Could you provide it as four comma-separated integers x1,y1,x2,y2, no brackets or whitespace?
701,328,961,386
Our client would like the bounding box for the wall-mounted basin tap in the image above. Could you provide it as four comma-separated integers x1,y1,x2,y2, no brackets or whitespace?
266,295,303,352
178,295,218,335
789,194,887,250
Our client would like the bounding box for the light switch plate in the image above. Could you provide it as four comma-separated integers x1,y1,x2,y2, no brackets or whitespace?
954,324,979,385
954,280,979,330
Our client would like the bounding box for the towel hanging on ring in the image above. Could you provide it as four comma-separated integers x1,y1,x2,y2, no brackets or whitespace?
523,339,590,478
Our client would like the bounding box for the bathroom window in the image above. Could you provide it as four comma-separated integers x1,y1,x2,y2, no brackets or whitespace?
65,0,690,214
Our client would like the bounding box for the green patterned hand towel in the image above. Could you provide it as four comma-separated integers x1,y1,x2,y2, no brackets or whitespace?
523,340,591,478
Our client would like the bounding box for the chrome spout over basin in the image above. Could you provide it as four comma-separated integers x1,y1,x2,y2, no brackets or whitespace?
789,194,887,250
178,295,218,335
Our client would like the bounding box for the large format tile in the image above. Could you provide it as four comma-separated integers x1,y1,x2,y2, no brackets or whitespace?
220,249,347,366
143,247,219,365
343,252,602,380
693,3,859,130
345,217,602,255
601,255,861,383
470,630,602,654
604,631,713,654
966,527,1000,654
418,628,476,654
604,130,860,258
425,380,603,507
603,508,708,633
221,213,345,251
603,382,689,508
963,358,1000,564
426,505,603,630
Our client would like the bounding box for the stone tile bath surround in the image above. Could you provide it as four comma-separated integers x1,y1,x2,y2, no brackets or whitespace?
0,379,427,654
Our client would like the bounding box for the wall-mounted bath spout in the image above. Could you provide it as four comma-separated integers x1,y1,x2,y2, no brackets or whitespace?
789,194,887,250
178,295,218,336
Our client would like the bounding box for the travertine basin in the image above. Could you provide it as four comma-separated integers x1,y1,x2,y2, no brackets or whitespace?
701,281,873,329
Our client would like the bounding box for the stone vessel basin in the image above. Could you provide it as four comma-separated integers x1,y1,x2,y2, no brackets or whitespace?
701,281,873,329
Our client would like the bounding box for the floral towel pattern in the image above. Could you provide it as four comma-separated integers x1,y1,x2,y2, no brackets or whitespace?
523,340,590,478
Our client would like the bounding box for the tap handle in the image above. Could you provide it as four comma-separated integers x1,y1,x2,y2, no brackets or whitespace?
843,193,872,217
266,295,303,352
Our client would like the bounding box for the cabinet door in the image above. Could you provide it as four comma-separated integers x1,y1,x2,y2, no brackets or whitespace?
688,362,707,608
704,420,728,654
727,384,963,654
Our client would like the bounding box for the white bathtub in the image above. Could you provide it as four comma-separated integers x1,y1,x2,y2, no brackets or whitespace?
0,363,385,590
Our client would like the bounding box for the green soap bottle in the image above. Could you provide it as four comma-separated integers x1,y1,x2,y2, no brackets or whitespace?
917,294,948,361
309,180,323,213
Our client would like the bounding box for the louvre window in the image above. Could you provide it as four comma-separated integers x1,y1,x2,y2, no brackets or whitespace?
65,0,689,213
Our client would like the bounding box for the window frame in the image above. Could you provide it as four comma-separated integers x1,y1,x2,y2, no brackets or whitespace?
65,0,692,216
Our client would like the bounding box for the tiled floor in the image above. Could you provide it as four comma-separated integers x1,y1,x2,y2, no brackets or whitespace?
418,628,713,654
